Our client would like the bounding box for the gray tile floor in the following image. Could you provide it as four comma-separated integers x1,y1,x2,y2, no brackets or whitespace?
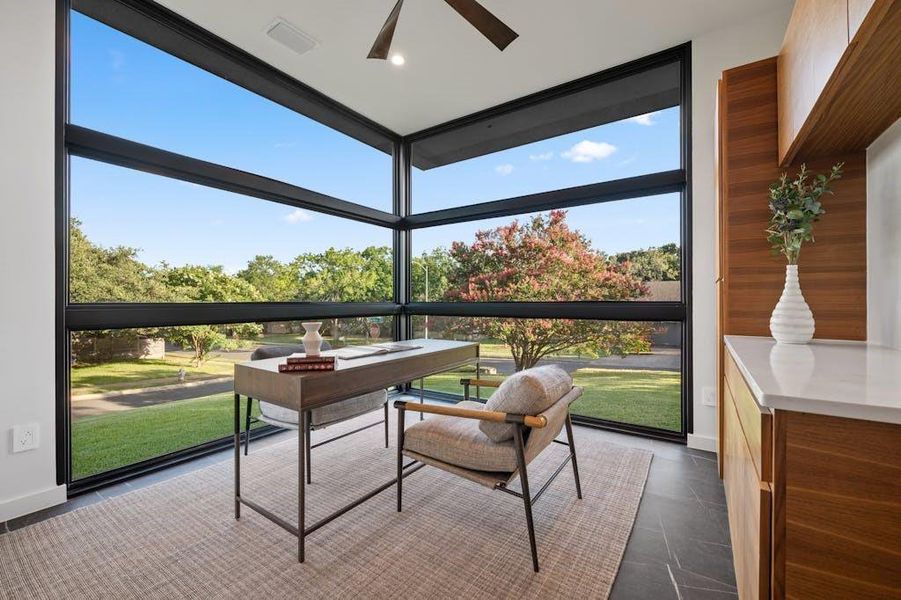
0,416,734,599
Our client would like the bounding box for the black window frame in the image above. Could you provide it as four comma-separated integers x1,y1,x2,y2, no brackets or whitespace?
56,0,692,495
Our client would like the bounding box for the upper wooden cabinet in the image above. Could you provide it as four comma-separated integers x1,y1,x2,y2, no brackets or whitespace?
777,0,901,166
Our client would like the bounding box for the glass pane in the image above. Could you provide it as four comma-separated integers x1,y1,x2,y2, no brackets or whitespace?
70,158,393,303
411,195,681,302
410,316,681,432
70,317,395,479
412,107,680,213
71,12,392,211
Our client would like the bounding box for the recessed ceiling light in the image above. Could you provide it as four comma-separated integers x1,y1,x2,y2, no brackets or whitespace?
390,54,406,66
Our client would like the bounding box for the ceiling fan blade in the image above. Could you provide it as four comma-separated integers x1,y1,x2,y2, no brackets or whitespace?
443,0,518,51
367,0,405,59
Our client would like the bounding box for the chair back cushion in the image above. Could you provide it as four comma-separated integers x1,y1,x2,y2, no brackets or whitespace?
479,365,573,442
249,341,332,361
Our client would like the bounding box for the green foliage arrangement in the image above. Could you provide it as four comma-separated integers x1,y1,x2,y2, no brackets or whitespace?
766,163,843,264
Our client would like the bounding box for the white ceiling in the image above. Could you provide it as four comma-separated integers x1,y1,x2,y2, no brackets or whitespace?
156,0,790,135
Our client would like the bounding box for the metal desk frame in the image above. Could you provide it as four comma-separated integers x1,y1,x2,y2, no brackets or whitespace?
232,340,478,562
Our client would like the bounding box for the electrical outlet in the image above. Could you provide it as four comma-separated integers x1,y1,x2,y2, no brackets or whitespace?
702,387,717,407
12,423,39,453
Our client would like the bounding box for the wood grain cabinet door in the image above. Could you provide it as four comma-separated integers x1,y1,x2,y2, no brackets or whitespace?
723,384,771,600
778,0,849,164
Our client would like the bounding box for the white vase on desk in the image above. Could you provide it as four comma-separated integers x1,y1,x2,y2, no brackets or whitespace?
301,322,323,356
769,265,815,344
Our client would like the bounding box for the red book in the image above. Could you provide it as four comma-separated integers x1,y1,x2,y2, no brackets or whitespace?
279,363,336,373
286,355,336,365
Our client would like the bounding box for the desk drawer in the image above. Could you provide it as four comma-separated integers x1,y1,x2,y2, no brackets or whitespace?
725,350,773,482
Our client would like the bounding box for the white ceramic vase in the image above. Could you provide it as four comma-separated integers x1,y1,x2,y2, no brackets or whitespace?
769,265,815,344
301,322,323,356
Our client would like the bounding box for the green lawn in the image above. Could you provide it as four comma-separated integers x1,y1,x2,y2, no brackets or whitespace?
71,392,262,480
72,336,381,394
418,367,681,432
71,366,679,480
71,357,237,395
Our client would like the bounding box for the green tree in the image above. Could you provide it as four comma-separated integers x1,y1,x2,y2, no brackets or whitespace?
412,249,456,301
160,264,263,303
165,325,228,365
159,265,264,348
69,220,181,363
295,246,391,338
448,210,651,370
69,219,174,303
360,246,393,302
613,243,681,282
237,255,299,301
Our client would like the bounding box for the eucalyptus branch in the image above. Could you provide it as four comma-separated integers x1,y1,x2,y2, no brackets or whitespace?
766,163,843,264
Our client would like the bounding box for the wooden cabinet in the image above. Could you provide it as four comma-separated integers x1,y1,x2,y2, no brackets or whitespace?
722,355,772,600
722,343,901,600
717,58,867,343
773,410,901,599
777,0,901,165
777,0,848,164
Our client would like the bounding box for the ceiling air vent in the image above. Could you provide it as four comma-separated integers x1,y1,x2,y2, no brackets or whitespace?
265,19,318,56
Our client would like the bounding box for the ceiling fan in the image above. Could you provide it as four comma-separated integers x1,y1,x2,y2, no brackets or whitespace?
367,0,519,60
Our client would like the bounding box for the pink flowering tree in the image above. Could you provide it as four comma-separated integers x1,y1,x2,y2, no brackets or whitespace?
447,210,653,371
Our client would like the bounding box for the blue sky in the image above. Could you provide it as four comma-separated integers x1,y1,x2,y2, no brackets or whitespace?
71,12,681,274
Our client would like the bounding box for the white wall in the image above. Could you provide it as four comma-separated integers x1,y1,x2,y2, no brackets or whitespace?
688,5,793,451
0,0,65,521
867,118,901,349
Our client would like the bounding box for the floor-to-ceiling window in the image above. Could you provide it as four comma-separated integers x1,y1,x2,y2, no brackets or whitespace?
60,0,690,492
403,51,690,439
61,4,399,491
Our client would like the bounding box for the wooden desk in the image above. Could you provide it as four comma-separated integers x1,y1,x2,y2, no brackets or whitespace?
232,338,479,562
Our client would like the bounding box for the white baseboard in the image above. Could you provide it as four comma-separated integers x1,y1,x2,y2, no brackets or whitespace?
0,484,67,523
687,433,717,453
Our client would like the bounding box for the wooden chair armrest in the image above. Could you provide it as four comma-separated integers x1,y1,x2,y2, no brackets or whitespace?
459,378,503,388
394,400,546,429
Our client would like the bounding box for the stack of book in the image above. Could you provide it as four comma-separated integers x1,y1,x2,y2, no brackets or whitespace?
278,355,336,373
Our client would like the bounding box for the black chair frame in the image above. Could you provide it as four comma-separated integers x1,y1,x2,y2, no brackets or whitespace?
393,398,582,573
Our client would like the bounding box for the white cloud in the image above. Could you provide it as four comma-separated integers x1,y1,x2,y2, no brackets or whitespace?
283,208,314,224
561,140,617,163
629,112,658,126
494,164,514,176
529,151,554,161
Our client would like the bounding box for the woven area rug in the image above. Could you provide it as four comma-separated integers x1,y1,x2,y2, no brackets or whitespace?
0,412,651,599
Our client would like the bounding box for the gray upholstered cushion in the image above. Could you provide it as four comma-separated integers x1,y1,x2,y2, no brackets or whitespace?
402,401,519,473
310,389,387,427
251,341,386,428
257,401,301,427
249,341,332,361
479,365,573,443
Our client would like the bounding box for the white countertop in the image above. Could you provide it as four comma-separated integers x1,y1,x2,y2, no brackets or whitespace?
724,335,901,425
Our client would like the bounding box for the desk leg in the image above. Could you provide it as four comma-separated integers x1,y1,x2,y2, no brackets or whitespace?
419,378,424,421
234,393,241,520
298,410,308,563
